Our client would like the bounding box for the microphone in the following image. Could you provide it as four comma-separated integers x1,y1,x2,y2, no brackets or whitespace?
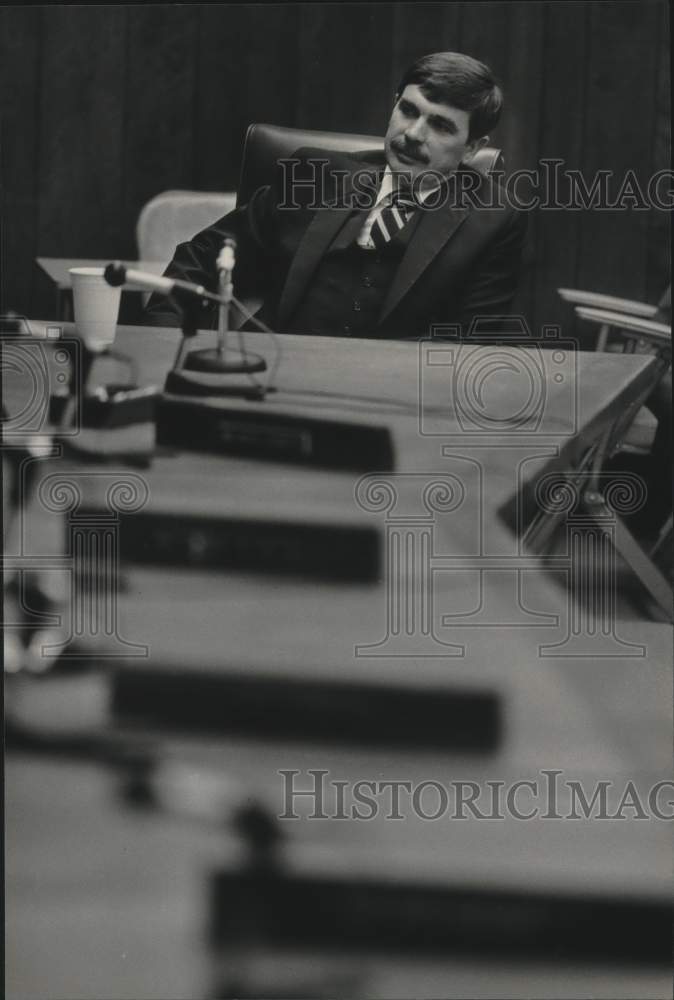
103,262,221,303
216,235,237,275
215,237,237,357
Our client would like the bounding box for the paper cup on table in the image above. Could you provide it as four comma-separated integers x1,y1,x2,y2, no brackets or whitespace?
69,267,121,352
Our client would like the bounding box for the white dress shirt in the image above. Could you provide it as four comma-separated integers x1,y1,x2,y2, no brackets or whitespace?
356,166,442,249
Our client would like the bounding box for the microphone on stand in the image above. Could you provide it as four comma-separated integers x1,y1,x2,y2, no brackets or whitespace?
104,247,266,399
180,232,263,376
216,236,236,360
103,263,223,304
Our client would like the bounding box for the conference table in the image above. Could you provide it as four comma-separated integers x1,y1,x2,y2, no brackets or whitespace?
4,320,672,999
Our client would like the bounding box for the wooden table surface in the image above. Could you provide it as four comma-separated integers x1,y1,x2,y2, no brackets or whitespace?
4,321,672,999
6,750,672,1000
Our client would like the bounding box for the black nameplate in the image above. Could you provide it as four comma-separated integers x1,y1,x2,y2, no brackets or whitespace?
210,869,671,965
155,395,395,471
80,508,380,581
112,669,501,752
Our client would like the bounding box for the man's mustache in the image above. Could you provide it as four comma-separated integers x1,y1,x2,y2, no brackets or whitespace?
393,140,428,164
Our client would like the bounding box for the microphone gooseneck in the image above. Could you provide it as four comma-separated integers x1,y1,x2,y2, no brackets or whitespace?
101,254,270,397
216,237,237,359
103,262,223,304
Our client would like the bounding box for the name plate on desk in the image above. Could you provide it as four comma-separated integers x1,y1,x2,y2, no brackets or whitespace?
210,867,671,965
155,394,395,471
73,450,383,582
105,510,380,581
111,667,501,752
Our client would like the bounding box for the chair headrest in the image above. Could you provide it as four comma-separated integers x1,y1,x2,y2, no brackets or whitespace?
236,123,503,207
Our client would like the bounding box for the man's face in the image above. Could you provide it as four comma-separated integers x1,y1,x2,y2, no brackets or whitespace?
384,83,481,187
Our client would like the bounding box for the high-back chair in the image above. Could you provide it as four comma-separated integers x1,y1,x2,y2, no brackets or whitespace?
557,284,671,457
553,284,672,619
137,189,237,269
236,123,504,208
136,190,237,311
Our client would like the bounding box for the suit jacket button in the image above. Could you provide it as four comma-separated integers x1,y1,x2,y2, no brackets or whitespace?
344,324,351,334
362,276,373,288
353,301,361,312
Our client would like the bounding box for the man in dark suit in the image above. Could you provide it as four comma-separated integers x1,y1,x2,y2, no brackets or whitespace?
146,51,527,339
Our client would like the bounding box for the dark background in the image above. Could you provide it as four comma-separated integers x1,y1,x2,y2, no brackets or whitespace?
1,1,670,331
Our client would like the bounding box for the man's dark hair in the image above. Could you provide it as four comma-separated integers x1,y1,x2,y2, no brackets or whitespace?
396,52,503,142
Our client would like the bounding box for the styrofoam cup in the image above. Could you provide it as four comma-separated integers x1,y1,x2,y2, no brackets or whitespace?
69,267,121,352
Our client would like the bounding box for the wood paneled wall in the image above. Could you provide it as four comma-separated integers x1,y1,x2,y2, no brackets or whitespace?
1,2,670,331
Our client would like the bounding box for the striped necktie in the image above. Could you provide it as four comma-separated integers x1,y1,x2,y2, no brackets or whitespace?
369,189,417,250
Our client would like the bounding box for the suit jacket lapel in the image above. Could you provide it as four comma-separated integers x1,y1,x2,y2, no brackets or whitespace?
277,157,383,327
379,196,468,323
277,154,470,329
277,208,350,326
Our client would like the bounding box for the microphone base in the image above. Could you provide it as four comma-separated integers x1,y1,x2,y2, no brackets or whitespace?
49,385,159,429
164,369,266,400
183,348,267,375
